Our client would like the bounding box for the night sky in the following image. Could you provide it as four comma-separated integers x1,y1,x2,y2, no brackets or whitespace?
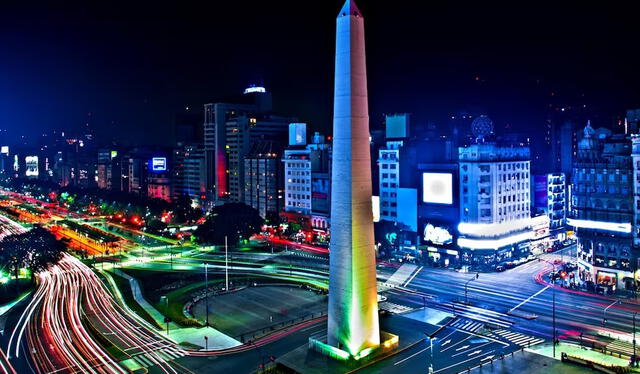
1,1,639,146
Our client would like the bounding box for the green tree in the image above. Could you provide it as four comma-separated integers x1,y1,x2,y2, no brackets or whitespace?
146,218,167,235
195,203,264,246
0,226,67,282
374,220,400,256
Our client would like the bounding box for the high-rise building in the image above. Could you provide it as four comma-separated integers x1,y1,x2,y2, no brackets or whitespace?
572,122,636,292
559,122,576,183
204,87,274,203
243,140,283,219
458,126,532,264
532,173,566,231
283,128,332,232
172,144,206,205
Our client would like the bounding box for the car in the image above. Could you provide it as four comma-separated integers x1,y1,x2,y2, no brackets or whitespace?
545,247,555,253
505,261,516,269
495,265,506,272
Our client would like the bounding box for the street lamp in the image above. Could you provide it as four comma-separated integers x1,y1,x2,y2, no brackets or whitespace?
633,312,638,367
464,273,479,305
204,262,209,326
429,336,437,374
539,258,557,358
602,299,620,326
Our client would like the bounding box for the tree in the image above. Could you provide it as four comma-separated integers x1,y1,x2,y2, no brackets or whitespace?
374,220,400,257
0,226,67,282
195,203,264,246
174,195,202,224
146,219,167,235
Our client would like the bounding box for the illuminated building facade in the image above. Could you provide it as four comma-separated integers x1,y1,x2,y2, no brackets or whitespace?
243,140,283,219
458,135,532,264
282,128,332,232
573,122,636,292
172,144,207,205
325,0,380,357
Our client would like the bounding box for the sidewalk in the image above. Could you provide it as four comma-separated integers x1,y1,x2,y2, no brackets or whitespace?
534,267,639,304
466,350,587,374
530,342,640,373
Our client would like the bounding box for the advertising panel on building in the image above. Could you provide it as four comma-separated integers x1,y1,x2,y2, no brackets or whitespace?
423,172,453,205
150,157,167,172
25,156,39,177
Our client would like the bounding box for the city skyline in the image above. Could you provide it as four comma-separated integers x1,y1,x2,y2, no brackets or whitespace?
2,2,640,374
2,1,640,146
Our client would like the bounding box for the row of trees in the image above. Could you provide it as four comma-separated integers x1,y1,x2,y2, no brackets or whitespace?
3,178,203,225
194,203,264,246
0,226,67,283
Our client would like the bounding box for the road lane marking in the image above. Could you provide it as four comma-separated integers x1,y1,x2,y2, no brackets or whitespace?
441,336,471,352
403,266,423,287
434,349,496,373
394,345,429,366
507,285,550,314
451,342,492,358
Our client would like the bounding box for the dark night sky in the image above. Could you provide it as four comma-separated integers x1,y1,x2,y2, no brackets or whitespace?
1,1,639,146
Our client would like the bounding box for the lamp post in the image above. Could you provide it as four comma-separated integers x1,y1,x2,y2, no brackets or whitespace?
225,236,229,292
464,273,479,305
602,299,620,326
429,337,437,374
633,312,637,367
539,258,557,358
204,262,209,326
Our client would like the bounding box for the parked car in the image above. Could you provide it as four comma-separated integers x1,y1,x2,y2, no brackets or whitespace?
495,265,506,272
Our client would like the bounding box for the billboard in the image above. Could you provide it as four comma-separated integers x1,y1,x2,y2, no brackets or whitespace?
289,123,307,146
372,196,380,222
150,157,167,172
534,175,547,208
423,223,453,245
311,177,330,214
0,146,8,155
25,156,39,177
423,173,453,205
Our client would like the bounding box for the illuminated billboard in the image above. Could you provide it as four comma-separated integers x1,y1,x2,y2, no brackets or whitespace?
25,156,39,177
289,123,307,146
423,223,453,245
423,172,453,205
311,177,330,214
534,175,547,208
150,157,167,172
1,146,8,155
372,196,380,222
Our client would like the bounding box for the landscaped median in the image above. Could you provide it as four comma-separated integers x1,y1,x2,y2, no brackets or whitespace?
98,266,329,352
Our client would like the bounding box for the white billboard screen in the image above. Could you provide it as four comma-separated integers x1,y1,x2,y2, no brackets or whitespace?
423,172,453,205
25,156,39,177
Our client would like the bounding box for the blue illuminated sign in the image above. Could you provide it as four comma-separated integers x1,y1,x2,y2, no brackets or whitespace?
150,157,167,172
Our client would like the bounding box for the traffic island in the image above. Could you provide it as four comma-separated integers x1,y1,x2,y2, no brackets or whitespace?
276,315,431,374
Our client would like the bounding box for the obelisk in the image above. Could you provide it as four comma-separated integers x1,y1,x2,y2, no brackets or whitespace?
328,0,380,356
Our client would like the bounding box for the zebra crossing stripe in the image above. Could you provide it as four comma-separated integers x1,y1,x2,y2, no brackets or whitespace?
493,330,545,347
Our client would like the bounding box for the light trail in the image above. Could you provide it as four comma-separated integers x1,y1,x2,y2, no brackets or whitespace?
6,254,188,374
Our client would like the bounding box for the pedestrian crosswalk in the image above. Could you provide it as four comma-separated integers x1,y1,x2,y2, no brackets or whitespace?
450,303,513,329
450,318,484,333
379,301,414,314
381,264,419,290
606,340,635,357
490,329,545,348
131,347,185,368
